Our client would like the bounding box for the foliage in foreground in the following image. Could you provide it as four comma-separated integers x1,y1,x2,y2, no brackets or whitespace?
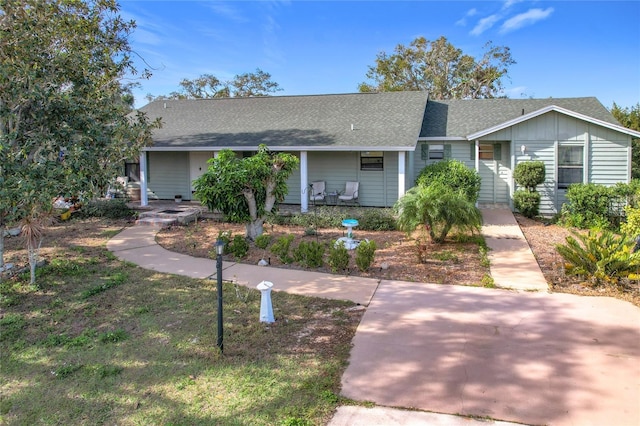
560,181,640,230
194,145,299,240
394,183,482,244
0,220,359,425
555,229,640,287
513,161,546,218
416,159,481,203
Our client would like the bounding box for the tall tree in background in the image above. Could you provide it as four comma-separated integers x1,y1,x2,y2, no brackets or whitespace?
359,36,515,99
0,0,158,281
611,102,640,179
146,68,282,101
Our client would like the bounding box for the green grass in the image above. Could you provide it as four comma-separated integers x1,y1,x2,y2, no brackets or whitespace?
0,219,361,425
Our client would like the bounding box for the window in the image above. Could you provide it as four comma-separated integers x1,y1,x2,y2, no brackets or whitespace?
125,161,140,182
421,144,451,161
479,144,494,160
558,145,584,189
361,151,383,170
428,144,444,160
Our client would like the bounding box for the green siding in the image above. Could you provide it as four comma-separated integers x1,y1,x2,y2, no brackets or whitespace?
148,152,191,200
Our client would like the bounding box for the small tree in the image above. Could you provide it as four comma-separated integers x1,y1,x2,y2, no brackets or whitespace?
416,159,481,203
394,183,482,244
513,161,546,218
194,145,298,240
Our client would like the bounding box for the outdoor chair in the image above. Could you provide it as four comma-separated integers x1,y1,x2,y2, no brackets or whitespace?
309,181,326,205
338,181,359,205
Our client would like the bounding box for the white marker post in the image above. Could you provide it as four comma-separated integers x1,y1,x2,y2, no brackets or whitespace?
256,280,275,323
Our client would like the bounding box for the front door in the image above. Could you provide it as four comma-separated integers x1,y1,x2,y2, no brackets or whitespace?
478,142,510,205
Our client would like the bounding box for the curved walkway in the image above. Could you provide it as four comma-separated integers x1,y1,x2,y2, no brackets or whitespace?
107,209,640,426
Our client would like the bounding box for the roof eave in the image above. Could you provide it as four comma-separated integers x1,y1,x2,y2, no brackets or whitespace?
467,105,640,140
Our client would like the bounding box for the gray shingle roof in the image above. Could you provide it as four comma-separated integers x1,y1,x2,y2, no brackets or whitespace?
420,97,619,138
139,91,429,150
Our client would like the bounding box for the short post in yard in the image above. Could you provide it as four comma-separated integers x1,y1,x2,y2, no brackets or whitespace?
215,239,225,353
256,281,275,323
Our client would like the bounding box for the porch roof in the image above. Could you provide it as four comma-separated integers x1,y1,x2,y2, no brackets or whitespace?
138,91,429,151
419,97,622,139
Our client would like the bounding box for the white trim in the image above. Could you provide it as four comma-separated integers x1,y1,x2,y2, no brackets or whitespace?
140,153,148,207
418,136,467,141
467,105,640,140
398,151,406,197
300,151,308,213
142,145,417,152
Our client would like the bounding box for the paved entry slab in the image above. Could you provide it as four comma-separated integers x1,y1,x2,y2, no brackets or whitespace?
341,280,640,426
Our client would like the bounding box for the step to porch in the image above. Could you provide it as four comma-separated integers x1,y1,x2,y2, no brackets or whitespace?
136,206,204,228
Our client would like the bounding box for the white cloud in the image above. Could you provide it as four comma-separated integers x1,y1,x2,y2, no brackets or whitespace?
470,14,501,36
500,7,554,34
206,2,248,23
502,0,524,10
456,8,478,26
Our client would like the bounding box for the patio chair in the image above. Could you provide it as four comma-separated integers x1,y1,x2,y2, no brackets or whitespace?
309,181,326,205
338,181,359,205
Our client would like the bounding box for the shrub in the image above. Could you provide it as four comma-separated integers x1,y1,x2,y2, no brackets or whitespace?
357,208,397,231
327,240,350,272
394,182,482,244
355,239,376,271
621,206,640,238
254,234,272,250
560,183,616,229
292,241,325,268
513,190,541,218
555,229,640,287
270,234,295,264
77,199,135,219
228,234,249,259
416,159,481,203
513,161,546,190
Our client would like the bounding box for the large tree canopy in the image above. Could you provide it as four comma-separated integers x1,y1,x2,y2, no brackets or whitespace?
359,36,515,100
0,0,157,276
193,145,298,240
146,68,282,101
611,102,640,179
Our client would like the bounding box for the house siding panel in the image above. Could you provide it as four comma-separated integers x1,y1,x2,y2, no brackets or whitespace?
589,126,630,186
148,152,191,200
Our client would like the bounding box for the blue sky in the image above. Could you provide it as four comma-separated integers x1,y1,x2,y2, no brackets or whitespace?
120,1,640,110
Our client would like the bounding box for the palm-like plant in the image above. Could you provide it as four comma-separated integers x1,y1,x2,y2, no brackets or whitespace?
555,229,640,286
394,183,482,244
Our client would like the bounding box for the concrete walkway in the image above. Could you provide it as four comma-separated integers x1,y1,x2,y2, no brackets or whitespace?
107,209,640,426
481,208,548,291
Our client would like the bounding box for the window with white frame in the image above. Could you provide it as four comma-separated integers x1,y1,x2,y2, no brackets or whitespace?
360,151,383,170
558,145,584,189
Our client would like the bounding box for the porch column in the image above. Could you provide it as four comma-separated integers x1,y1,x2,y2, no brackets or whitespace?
300,151,308,213
139,152,148,207
398,151,406,198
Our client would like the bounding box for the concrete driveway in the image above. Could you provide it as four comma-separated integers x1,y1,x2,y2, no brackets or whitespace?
340,280,640,426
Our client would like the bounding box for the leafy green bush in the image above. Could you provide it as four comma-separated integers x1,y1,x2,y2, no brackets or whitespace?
327,240,350,273
355,239,376,271
621,206,640,237
513,161,546,190
560,183,617,229
394,182,482,244
77,199,135,219
270,234,295,264
357,208,397,231
513,190,541,218
228,234,249,259
416,159,481,203
555,229,640,286
292,241,325,268
254,234,272,250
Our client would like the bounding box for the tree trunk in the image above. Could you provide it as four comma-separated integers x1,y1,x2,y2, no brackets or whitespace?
0,225,4,270
246,219,264,241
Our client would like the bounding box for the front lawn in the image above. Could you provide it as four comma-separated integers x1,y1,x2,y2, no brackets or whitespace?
1,219,362,425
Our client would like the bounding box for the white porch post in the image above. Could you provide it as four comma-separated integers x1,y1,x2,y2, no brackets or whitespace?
139,151,148,207
398,151,406,198
300,151,308,213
